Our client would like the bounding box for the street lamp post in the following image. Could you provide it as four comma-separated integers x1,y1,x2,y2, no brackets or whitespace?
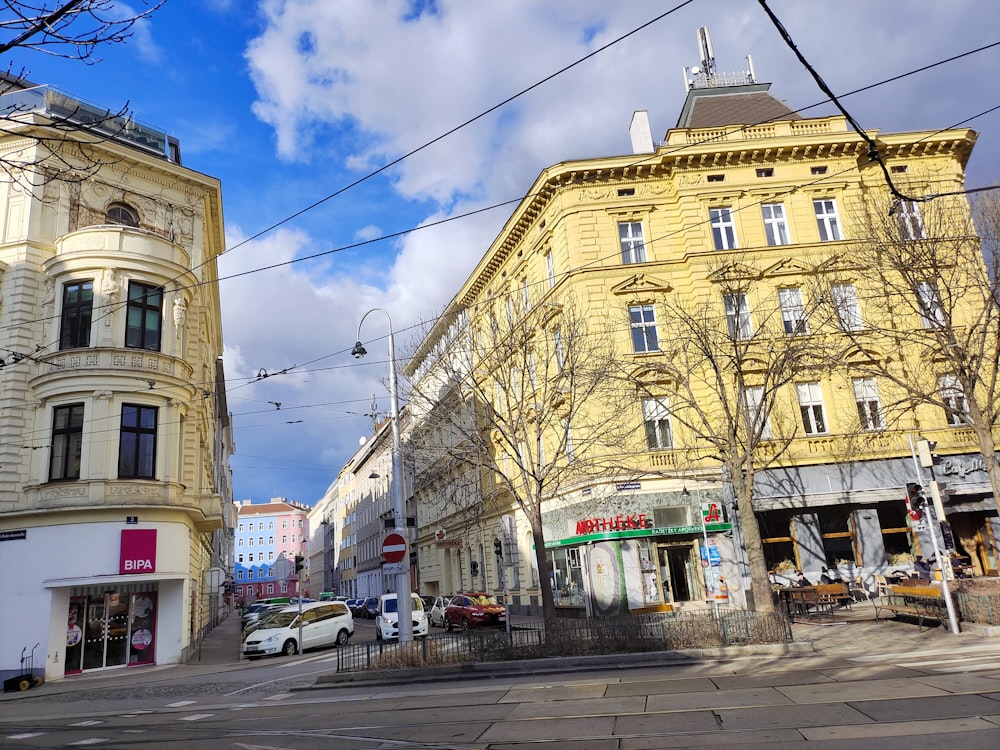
352,308,413,642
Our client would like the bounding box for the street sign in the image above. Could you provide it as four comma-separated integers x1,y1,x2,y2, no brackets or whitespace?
383,562,405,575
382,533,406,563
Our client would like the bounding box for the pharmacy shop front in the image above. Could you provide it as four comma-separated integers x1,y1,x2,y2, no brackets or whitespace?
544,501,737,617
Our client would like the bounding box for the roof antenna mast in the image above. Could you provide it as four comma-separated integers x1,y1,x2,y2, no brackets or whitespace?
698,26,716,82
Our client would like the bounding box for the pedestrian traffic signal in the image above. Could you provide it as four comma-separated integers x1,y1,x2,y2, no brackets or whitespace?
294,555,305,573
905,482,925,519
494,538,503,559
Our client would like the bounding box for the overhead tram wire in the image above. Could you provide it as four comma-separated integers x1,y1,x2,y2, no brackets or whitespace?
1,29,998,382
0,3,695,372
0,28,996,358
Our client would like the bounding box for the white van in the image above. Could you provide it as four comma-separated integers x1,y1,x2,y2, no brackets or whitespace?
242,601,354,659
375,592,429,640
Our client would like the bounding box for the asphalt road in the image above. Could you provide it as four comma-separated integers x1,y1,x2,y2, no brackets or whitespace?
3,612,1000,748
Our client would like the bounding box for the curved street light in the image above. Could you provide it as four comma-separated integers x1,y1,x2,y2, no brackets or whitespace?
353,308,412,642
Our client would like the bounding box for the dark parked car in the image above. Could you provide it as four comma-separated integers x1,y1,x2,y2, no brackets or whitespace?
363,597,379,619
444,592,507,631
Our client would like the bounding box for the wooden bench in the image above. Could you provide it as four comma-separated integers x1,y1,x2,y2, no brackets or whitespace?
815,583,853,609
874,585,950,630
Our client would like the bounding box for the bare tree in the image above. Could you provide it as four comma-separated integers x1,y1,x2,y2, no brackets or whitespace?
644,259,834,612
0,1,166,186
826,192,1000,572
407,295,639,625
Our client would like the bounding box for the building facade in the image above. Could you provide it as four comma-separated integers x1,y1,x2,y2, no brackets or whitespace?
404,54,997,615
0,81,234,681
234,499,310,602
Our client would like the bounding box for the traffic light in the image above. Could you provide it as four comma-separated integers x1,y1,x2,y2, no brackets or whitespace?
294,555,305,573
494,538,503,559
905,482,925,519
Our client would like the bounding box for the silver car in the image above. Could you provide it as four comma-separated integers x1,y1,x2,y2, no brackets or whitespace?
429,595,449,628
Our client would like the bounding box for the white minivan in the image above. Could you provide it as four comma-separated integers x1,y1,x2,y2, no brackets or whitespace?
375,593,429,640
242,601,354,659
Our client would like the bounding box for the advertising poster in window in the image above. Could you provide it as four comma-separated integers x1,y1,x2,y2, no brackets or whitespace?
65,596,86,675
128,592,156,665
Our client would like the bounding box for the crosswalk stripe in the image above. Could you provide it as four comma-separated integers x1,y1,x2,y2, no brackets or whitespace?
165,700,196,707
179,714,214,721
8,733,45,739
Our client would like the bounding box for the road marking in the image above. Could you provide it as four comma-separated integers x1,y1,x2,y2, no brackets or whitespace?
70,720,103,727
8,733,45,739
165,700,197,708
68,740,108,746
263,693,294,701
179,713,215,721
273,653,331,668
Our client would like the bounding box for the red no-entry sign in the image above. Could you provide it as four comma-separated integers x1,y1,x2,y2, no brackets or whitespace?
382,533,406,563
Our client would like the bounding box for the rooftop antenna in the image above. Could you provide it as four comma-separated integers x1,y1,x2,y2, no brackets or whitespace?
698,26,716,81
365,393,380,433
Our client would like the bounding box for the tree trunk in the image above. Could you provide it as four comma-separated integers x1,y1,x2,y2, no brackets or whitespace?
732,474,776,613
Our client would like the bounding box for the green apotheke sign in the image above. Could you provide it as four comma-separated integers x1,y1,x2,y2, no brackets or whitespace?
546,522,732,548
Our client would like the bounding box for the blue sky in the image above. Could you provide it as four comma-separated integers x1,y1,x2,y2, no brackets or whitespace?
13,0,1000,506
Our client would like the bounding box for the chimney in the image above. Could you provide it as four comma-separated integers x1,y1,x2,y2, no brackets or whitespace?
630,110,654,154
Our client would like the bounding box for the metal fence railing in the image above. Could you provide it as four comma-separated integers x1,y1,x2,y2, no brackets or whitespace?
334,610,793,674
956,593,1000,626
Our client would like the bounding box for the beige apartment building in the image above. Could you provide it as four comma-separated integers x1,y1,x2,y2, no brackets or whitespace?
405,55,995,616
0,79,233,681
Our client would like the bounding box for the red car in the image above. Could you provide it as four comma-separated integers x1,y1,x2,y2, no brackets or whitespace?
444,592,507,631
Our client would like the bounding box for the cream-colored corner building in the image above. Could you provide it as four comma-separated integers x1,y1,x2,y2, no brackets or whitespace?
407,63,997,616
0,80,233,682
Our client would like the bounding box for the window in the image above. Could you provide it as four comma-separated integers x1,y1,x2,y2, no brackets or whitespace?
248,570,254,579
709,207,737,250
618,221,647,264
724,293,753,339
237,570,244,580
238,554,243,563
238,539,244,548
778,288,808,335
741,386,772,439
796,382,827,435
553,329,565,371
814,199,842,241
707,174,725,183
269,521,274,529
282,535,287,544
642,398,673,450
811,166,828,175
239,524,244,532
49,403,84,481
760,510,796,570
125,282,163,351
545,251,555,288
853,377,884,430
831,284,862,331
249,538,254,546
59,281,94,350
521,277,530,310
628,305,659,352
817,506,857,566
755,167,774,178
118,404,157,479
259,536,264,545
761,203,790,246
106,202,139,227
268,536,274,544
939,374,969,426
269,551,274,560
895,199,925,240
267,584,274,595
916,281,946,328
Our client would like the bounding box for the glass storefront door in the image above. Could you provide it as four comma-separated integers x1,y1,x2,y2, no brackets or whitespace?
65,586,158,674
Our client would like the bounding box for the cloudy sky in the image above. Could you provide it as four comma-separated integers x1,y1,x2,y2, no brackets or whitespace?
14,0,1000,506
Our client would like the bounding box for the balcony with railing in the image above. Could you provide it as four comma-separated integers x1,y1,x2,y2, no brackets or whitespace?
1,84,169,158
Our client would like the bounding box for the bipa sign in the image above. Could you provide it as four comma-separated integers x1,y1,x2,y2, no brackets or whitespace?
120,529,157,575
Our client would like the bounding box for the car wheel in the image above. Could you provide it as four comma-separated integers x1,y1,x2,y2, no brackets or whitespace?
336,629,350,646
446,618,453,632
282,639,297,657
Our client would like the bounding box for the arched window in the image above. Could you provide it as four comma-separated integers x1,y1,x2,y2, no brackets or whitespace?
106,202,139,227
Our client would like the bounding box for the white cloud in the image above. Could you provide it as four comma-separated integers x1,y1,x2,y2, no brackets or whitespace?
234,0,1000,502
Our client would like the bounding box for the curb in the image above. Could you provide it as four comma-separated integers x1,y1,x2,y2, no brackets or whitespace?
305,641,816,689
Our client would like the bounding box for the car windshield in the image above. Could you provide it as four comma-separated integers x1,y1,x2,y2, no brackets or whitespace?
259,612,297,629
383,596,423,614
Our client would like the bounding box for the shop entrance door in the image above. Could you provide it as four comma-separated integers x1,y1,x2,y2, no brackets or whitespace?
657,544,693,603
79,594,130,671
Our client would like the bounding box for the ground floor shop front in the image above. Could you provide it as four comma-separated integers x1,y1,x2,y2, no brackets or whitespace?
542,484,743,615
754,452,1000,585
0,518,201,683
